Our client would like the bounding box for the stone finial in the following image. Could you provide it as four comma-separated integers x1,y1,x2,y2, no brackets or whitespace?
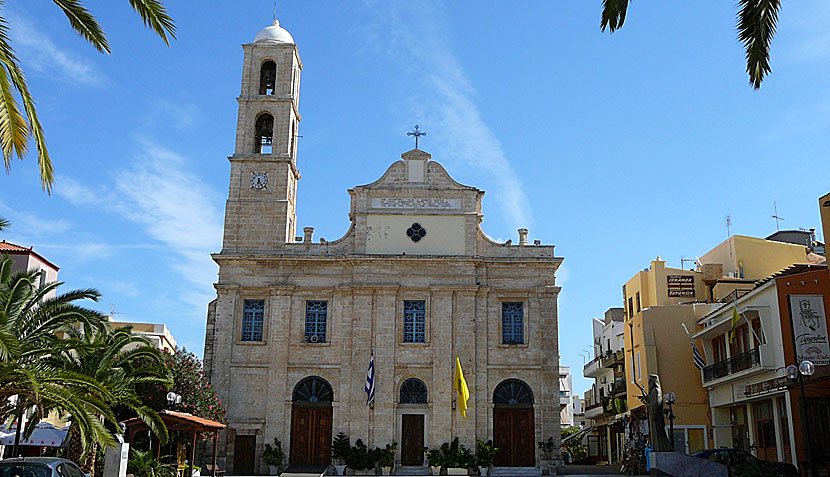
303,227,314,243
518,228,528,246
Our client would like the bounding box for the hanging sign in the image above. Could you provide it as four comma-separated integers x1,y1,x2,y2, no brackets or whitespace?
790,294,830,366
667,275,695,297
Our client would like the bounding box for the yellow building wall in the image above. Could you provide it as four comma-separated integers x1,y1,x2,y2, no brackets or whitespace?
623,259,705,318
624,305,713,428
700,235,809,280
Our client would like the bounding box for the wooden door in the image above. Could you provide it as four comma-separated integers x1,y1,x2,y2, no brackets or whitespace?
291,406,332,465
233,435,256,475
493,408,535,466
401,414,425,466
753,400,776,461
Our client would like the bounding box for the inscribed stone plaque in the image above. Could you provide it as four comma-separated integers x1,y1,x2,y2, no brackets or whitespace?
370,198,461,210
790,294,830,366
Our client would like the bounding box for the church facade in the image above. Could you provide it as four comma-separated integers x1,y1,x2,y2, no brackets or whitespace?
203,19,564,474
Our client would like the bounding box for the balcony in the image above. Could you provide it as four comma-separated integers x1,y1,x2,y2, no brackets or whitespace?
584,401,603,419
602,350,624,368
583,356,604,378
612,377,627,396
703,348,760,383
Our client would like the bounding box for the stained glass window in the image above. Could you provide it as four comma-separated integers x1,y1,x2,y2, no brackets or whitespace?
403,300,426,343
292,376,334,403
400,378,428,404
502,302,524,345
305,300,327,343
242,299,264,342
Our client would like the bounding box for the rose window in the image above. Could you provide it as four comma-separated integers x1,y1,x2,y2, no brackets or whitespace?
406,223,427,242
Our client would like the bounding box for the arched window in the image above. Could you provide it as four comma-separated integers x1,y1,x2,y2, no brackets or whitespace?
400,378,428,404
292,376,334,403
493,379,533,405
260,60,276,95
255,113,274,154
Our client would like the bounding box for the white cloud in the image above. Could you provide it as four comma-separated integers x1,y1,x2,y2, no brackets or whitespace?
7,12,105,87
56,141,222,322
361,0,533,230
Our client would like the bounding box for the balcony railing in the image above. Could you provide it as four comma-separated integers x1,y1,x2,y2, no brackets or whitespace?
703,348,760,383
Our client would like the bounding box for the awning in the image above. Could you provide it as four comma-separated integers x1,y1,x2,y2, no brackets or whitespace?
562,426,594,445
0,423,69,447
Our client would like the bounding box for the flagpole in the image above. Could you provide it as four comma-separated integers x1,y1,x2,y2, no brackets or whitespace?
732,295,763,346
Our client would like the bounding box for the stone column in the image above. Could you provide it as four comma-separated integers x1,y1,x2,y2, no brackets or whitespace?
373,287,399,447
537,286,562,471
211,284,240,464
335,287,353,438
455,289,477,448
264,286,293,457
474,287,491,441
431,289,454,446
350,288,375,443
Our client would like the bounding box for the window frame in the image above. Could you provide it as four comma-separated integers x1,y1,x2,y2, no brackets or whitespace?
240,298,266,343
501,301,525,345
402,299,427,344
304,300,328,343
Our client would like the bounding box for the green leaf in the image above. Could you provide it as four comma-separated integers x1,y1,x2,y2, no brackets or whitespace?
737,0,781,89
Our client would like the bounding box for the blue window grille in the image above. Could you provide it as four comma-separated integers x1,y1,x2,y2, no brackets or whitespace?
305,300,327,343
242,299,265,342
502,302,524,345
403,300,426,343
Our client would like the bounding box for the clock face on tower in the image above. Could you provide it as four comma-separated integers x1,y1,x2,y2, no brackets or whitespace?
250,172,268,189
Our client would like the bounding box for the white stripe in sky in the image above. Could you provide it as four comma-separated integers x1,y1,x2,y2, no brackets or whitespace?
361,0,532,230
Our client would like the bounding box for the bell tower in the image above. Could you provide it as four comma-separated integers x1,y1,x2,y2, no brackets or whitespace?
222,18,302,251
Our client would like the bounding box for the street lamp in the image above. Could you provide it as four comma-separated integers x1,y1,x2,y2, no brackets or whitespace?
166,391,182,406
664,392,676,452
787,360,816,476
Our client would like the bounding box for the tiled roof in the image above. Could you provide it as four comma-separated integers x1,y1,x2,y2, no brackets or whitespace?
0,240,31,252
0,240,60,270
807,252,827,265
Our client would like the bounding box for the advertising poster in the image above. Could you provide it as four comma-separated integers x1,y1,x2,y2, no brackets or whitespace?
790,294,830,366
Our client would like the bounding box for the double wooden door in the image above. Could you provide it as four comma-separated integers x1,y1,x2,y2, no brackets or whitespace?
290,406,333,465
233,435,256,475
401,414,425,466
493,408,535,467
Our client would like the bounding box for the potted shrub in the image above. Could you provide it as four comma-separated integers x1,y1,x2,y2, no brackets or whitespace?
378,442,397,475
345,439,377,476
262,438,285,475
442,438,475,475
332,432,350,476
425,447,443,476
475,439,499,476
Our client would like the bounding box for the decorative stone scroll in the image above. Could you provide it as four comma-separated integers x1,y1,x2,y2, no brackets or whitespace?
370,198,461,210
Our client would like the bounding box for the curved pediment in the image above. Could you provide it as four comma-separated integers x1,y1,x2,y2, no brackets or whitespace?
355,149,480,192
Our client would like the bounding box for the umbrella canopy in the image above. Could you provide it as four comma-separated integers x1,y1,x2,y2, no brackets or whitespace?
0,422,69,447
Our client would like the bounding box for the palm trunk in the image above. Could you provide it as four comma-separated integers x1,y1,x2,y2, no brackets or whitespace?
12,405,23,457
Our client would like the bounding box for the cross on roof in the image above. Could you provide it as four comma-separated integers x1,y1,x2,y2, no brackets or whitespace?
407,125,426,149
772,201,785,231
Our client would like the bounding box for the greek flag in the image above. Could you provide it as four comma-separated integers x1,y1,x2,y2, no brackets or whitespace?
365,347,375,406
692,342,706,370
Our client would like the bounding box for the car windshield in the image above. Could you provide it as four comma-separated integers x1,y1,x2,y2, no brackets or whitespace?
0,464,52,477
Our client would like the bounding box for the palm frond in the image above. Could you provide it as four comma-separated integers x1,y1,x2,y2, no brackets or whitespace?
0,15,52,192
600,0,632,33
127,0,176,46
0,64,28,168
50,0,109,54
0,216,8,231
737,0,780,89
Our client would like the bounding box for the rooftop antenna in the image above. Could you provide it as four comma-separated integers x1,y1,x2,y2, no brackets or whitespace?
109,304,122,320
726,215,731,237
772,201,784,231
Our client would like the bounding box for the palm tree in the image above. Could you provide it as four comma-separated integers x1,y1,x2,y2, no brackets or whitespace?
57,325,172,468
0,1,176,193
0,256,115,456
601,0,781,89
0,216,8,231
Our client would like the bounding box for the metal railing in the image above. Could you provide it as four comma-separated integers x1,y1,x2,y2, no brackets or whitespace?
703,348,760,382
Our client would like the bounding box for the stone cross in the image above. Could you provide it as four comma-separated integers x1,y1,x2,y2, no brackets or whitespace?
407,125,426,149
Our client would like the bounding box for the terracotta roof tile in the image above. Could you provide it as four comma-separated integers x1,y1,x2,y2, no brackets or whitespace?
0,240,31,252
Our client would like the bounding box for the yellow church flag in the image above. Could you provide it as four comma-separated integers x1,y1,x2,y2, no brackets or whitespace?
728,306,741,344
455,356,470,418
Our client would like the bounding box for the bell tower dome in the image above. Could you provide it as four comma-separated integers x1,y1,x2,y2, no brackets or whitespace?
221,18,302,251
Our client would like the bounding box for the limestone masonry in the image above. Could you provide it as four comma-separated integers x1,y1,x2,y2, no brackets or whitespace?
203,18,563,474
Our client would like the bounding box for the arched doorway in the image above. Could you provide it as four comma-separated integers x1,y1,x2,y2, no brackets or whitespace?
399,378,428,466
493,379,535,467
291,376,333,466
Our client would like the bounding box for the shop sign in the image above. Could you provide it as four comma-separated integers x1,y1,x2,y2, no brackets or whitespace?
790,295,830,366
744,376,790,397
667,275,695,297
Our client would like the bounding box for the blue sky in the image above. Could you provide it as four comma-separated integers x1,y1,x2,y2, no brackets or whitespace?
1,1,828,397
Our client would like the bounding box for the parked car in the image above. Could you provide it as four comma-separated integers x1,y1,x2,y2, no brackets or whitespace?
692,449,798,477
0,457,87,477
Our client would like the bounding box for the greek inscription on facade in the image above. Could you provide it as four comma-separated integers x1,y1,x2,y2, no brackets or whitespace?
371,198,461,210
